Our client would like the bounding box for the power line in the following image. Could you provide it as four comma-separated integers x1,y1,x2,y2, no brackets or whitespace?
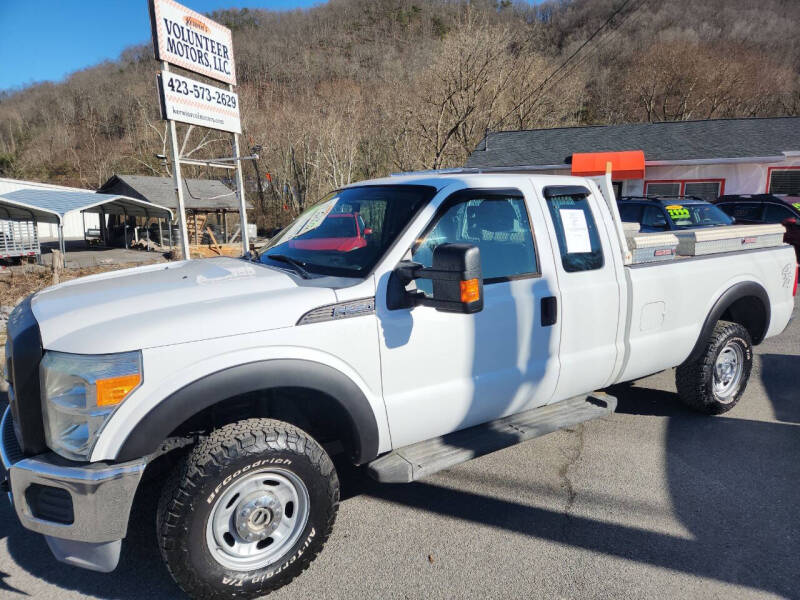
495,0,640,128
544,0,650,93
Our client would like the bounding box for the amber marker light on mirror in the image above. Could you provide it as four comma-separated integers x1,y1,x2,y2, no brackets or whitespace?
460,278,480,303
96,373,142,407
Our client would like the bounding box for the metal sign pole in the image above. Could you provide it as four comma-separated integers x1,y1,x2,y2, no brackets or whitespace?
164,62,191,260
229,84,249,255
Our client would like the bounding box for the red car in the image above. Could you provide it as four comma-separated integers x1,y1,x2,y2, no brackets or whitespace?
288,213,373,252
714,194,800,261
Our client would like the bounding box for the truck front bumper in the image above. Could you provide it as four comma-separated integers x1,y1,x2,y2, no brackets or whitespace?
1,406,146,572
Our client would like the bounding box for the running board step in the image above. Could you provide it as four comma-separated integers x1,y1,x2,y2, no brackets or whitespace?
367,392,616,483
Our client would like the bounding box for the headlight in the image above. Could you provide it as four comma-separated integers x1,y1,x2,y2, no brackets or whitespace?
40,351,142,461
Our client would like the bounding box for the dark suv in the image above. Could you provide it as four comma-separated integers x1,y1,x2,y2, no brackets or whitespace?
618,196,734,233
714,194,800,260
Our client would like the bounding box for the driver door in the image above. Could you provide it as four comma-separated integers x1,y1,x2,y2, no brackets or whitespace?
376,187,561,449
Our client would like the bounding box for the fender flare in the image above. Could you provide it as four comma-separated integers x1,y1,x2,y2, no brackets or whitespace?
685,281,770,364
114,359,380,464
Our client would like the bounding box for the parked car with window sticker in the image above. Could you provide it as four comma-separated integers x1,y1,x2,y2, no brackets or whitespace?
1,172,796,600
714,194,800,261
618,195,734,233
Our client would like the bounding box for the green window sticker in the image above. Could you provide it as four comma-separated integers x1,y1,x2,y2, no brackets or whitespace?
793,202,800,212
666,205,690,220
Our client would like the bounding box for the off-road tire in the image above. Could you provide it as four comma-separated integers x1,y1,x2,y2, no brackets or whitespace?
675,321,753,414
157,418,339,599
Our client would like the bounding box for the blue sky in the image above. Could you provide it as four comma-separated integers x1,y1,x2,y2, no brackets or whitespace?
0,1,321,91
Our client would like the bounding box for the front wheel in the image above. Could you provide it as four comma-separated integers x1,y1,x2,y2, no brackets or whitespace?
157,418,339,599
675,321,753,414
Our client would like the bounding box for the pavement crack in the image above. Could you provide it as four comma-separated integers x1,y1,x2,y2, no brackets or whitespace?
558,424,585,537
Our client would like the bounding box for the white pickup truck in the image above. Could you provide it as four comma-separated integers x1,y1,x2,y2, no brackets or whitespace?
1,172,796,599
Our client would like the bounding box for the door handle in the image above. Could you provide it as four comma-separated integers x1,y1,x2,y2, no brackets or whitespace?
541,296,557,327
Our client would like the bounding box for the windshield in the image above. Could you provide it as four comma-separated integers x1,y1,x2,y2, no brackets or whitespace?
300,215,357,238
260,185,435,277
666,203,733,229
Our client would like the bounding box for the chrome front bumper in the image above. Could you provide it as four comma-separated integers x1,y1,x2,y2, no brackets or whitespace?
1,406,147,572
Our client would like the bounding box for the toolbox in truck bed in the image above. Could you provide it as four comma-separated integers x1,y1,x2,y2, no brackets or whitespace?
624,228,678,263
674,223,786,256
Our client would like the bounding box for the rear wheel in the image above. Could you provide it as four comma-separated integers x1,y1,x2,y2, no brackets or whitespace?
676,321,753,414
157,418,339,599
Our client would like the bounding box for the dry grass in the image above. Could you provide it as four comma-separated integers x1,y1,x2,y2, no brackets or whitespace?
0,264,134,308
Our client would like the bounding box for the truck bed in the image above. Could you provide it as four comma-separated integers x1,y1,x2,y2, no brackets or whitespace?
616,244,796,383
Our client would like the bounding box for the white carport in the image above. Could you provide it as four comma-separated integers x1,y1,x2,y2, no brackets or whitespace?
0,178,173,265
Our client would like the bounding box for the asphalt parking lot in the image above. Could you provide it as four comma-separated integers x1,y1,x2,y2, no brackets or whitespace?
1,301,798,599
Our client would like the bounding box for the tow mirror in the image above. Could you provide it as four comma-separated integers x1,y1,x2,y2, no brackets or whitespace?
782,217,797,227
388,243,483,313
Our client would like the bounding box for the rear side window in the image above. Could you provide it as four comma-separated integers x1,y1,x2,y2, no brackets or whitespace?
722,202,763,222
763,203,795,222
642,205,669,231
618,203,642,223
545,191,604,272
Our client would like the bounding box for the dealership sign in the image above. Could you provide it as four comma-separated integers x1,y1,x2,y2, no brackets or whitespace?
158,70,241,133
149,0,236,85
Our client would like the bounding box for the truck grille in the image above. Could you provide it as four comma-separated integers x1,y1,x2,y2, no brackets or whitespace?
5,294,45,455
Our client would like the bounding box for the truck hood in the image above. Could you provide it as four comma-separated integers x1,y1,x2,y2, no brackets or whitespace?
31,258,337,354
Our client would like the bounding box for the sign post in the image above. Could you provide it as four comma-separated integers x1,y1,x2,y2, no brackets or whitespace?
164,64,192,258
148,0,248,259
230,101,249,255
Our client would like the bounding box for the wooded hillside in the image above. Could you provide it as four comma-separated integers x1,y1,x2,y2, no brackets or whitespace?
1,0,798,229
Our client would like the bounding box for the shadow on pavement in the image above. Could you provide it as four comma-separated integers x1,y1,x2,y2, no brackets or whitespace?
341,381,800,598
608,381,693,417
0,569,27,597
759,353,800,423
2,379,798,598
2,477,183,599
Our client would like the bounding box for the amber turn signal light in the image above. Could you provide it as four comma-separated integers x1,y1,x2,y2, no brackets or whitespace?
460,278,480,303
96,374,142,407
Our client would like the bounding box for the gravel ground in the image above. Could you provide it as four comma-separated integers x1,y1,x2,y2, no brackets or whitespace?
1,300,797,600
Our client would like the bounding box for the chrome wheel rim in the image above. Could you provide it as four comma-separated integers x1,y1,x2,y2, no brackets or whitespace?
713,342,744,401
205,468,310,571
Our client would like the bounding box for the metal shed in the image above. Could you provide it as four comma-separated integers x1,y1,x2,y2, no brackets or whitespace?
0,178,173,265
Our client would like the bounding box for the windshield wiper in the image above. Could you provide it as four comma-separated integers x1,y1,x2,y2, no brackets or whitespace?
265,254,311,279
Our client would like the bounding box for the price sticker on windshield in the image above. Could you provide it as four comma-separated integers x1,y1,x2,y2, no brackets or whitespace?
793,203,800,212
297,197,338,236
666,205,690,220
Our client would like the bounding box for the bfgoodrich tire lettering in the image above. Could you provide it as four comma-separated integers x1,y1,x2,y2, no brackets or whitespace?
157,418,339,599
676,321,753,415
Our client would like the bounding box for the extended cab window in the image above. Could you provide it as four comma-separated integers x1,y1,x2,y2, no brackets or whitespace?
545,190,604,272
412,191,537,294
